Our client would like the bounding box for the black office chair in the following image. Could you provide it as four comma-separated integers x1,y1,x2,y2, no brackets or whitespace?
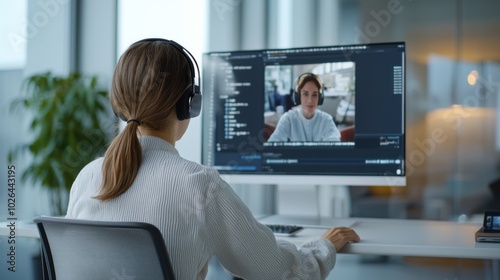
33,216,176,280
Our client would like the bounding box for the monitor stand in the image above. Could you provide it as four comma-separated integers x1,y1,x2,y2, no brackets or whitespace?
232,183,351,222
315,185,351,218
232,184,277,216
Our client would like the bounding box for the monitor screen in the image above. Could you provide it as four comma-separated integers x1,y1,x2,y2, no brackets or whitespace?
201,42,406,186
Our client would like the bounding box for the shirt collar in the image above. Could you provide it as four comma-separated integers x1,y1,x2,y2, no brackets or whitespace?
139,135,179,156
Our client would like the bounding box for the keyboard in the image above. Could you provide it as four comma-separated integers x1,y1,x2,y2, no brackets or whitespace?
266,224,304,237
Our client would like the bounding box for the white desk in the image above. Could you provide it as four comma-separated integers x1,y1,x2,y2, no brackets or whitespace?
2,216,499,279
258,215,500,260
3,216,500,260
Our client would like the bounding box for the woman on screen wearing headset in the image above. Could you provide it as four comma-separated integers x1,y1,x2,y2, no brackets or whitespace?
65,39,359,280
268,73,341,142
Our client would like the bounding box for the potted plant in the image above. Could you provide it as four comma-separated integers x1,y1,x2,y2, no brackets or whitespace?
8,71,112,216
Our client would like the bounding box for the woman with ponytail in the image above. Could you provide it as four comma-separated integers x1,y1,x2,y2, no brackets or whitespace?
66,38,359,280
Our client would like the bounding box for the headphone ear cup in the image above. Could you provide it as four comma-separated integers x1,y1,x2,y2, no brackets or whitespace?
189,90,202,118
175,89,192,120
176,87,203,120
318,90,324,105
291,90,301,106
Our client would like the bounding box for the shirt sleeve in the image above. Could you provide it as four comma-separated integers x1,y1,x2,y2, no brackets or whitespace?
204,175,337,280
321,113,341,141
268,113,291,142
65,163,88,218
65,158,102,219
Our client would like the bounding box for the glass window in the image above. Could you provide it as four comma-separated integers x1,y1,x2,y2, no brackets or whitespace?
117,0,207,63
0,0,27,69
338,0,500,221
117,0,208,163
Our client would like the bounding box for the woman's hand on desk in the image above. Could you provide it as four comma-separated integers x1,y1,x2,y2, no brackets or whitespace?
322,227,360,252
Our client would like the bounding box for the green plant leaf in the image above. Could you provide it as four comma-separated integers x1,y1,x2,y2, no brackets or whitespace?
8,71,112,215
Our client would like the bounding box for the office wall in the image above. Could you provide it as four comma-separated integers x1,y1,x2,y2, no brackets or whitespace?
208,0,341,51
76,0,117,87
76,0,118,151
24,0,74,76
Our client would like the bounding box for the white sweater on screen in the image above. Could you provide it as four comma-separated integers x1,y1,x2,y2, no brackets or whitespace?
268,108,341,142
66,136,337,280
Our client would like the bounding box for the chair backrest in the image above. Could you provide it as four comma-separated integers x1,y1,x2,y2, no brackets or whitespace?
33,216,176,280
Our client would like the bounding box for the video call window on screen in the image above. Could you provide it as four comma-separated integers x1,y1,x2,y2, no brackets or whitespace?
202,42,406,186
486,215,500,231
264,62,355,143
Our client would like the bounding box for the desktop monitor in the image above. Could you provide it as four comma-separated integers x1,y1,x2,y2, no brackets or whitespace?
201,42,406,186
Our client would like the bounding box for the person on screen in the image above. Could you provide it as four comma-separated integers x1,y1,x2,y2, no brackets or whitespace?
65,39,359,280
268,73,341,142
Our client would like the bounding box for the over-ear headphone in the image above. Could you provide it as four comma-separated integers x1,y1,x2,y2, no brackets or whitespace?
291,72,324,106
115,38,202,121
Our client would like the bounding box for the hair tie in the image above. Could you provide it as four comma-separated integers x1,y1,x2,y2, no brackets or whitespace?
126,118,142,126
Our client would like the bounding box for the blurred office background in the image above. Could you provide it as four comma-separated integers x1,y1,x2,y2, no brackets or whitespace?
1,0,499,279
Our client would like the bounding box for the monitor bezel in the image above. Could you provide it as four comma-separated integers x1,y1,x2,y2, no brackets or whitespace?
218,174,406,187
